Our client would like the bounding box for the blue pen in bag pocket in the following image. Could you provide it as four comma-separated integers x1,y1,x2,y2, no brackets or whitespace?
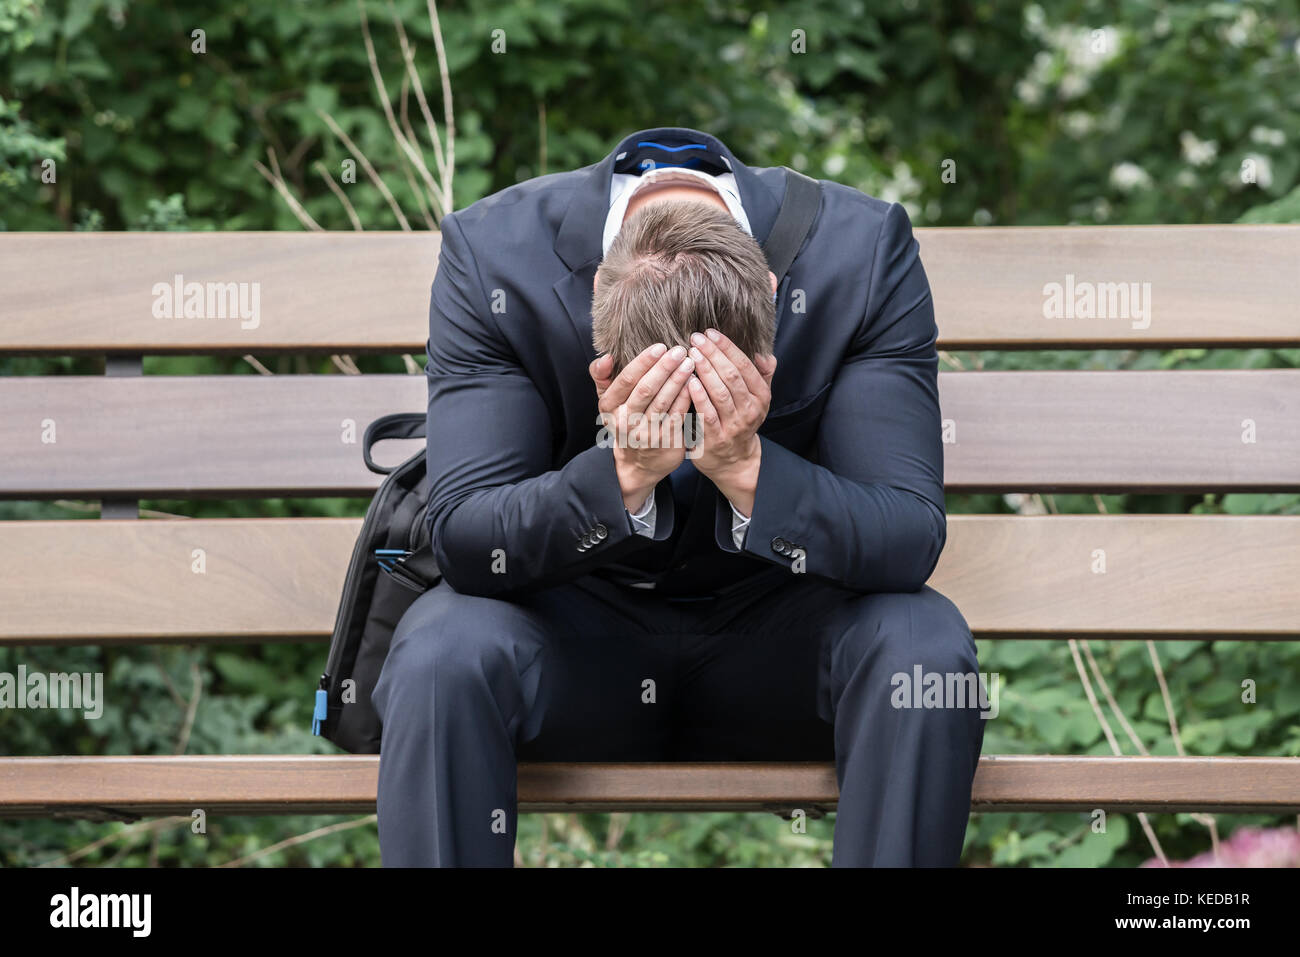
374,548,411,574
311,685,328,736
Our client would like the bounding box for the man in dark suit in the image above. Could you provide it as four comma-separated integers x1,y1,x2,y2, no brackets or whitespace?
370,126,986,867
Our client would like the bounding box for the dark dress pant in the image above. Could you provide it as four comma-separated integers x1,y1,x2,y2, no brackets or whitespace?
371,571,985,866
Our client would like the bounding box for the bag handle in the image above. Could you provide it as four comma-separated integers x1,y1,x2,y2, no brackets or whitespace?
363,412,426,475
761,167,822,282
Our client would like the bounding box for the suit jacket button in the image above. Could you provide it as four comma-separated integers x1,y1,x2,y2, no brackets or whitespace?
594,523,608,540
771,536,789,555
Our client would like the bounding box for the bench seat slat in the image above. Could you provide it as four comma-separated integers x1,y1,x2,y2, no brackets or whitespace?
1,516,1296,642
2,371,1297,496
0,755,1296,818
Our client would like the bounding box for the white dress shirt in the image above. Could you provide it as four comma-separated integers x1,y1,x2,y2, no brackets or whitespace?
604,169,754,550
627,484,751,550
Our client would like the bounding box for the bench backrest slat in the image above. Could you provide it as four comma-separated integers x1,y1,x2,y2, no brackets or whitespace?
2,226,1297,353
1,371,1296,496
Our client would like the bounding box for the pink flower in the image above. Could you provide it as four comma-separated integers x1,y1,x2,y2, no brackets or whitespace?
1142,826,1300,867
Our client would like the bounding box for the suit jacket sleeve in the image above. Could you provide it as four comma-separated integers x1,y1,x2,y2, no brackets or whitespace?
423,213,662,596
721,201,947,593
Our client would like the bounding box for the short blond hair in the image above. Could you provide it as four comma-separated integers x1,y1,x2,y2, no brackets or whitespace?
592,199,774,371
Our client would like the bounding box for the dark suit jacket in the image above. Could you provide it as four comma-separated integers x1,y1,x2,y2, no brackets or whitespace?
424,126,946,599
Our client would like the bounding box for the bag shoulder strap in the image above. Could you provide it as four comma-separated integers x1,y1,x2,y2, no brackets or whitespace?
761,167,822,281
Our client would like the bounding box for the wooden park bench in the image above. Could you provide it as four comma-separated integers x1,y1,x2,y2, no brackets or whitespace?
1,225,1298,826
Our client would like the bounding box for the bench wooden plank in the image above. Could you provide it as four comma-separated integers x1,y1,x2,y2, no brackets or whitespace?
1,516,1296,643
1,227,1296,353
0,374,426,498
939,370,1300,492
922,224,1300,349
2,371,1297,497
0,755,1297,818
0,232,440,355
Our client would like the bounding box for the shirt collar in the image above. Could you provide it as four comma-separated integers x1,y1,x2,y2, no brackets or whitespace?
603,166,753,257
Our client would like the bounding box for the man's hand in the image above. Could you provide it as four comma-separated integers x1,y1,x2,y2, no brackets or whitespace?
590,343,695,511
685,329,777,517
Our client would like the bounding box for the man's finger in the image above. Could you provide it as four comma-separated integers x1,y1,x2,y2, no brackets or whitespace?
687,375,719,429
625,345,689,415
588,353,615,397
647,371,691,449
600,342,668,410
670,377,692,415
648,353,695,414
703,328,767,398
688,346,737,420
754,351,778,386
693,334,751,408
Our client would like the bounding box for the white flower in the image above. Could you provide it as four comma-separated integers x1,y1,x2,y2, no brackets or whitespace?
1016,78,1043,106
1062,111,1096,137
1059,72,1089,99
879,161,920,205
1250,125,1285,147
1180,131,1218,167
1109,162,1152,191
1223,9,1257,48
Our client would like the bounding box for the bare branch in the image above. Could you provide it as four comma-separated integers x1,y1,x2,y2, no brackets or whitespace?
1146,639,1220,854
1068,638,1167,865
1146,642,1185,754
1069,639,1121,754
316,109,412,231
331,354,362,375
426,0,455,212
254,157,323,231
1081,640,1146,754
389,1,447,185
151,648,187,709
175,659,202,755
218,814,378,867
313,160,364,230
356,0,444,222
39,817,189,867
242,354,275,375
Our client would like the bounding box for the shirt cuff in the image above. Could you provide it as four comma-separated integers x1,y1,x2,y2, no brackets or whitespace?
628,490,657,538
729,501,750,550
